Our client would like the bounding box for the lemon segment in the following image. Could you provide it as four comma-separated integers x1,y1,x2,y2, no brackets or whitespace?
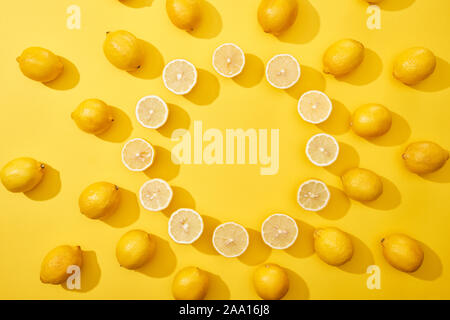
213,222,249,258
298,90,333,124
1,157,45,193
297,179,330,211
212,43,245,78
136,95,169,129
40,245,83,284
261,214,298,249
121,138,155,171
116,230,156,269
306,133,339,167
172,266,209,300
265,54,300,89
139,178,173,212
253,263,289,300
381,233,424,273
16,47,64,83
168,208,204,244
163,59,197,95
314,227,353,266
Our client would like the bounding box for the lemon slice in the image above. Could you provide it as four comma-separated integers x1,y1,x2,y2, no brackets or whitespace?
163,59,197,95
139,178,173,212
212,43,245,78
261,213,298,249
213,222,249,258
306,133,339,167
121,138,155,171
298,90,333,124
266,54,301,89
136,95,169,129
168,208,204,244
297,180,330,211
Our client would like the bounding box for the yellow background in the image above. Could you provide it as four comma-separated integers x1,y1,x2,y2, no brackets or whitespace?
1,0,449,300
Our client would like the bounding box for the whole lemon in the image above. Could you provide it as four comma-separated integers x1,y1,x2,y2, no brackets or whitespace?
253,263,289,300
172,266,209,300
71,99,114,135
323,39,364,76
402,141,449,174
393,47,436,85
351,104,392,138
40,245,83,284
116,230,156,269
366,0,383,3
381,234,424,272
166,0,201,31
341,168,383,201
314,227,353,266
257,0,298,35
1,157,45,193
79,182,121,219
17,47,64,83
103,30,144,71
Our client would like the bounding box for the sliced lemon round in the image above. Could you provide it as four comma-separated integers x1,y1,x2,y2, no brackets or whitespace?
261,213,298,249
168,208,204,244
266,54,300,89
136,95,169,129
306,133,339,167
213,222,249,258
212,43,245,78
297,179,330,211
121,138,155,171
139,178,173,212
298,90,333,124
163,59,197,95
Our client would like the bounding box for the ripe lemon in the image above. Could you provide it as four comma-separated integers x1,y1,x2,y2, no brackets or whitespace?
306,133,339,167
139,178,173,211
40,245,83,284
297,179,330,211
103,30,144,71
253,263,289,300
1,157,45,193
166,0,201,31
341,168,383,201
79,182,120,219
393,47,436,85
122,138,155,171
136,95,169,129
16,47,63,83
71,99,114,135
298,90,333,124
381,234,424,272
116,230,156,269
212,43,245,78
172,266,209,300
266,54,300,89
314,227,353,266
213,222,249,258
169,209,204,244
261,214,298,250
163,59,197,95
323,39,364,77
366,0,383,3
402,141,449,174
351,104,392,138
257,0,298,35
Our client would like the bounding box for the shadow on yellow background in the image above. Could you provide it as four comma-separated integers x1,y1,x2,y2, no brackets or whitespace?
62,250,101,293
146,146,180,181
412,57,450,92
380,0,415,11
138,235,177,277
188,0,222,39
239,228,272,266
422,162,450,183
336,49,383,86
158,103,191,138
185,69,220,105
233,54,265,88
206,271,231,299
130,40,164,80
286,219,315,258
286,65,326,100
25,164,61,201
325,142,360,176
363,176,402,211
318,186,351,220
317,100,351,135
101,188,140,228
284,268,310,300
98,107,133,143
339,234,374,274
45,57,80,91
193,215,221,255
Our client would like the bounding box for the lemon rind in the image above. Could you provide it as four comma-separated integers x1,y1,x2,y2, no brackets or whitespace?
135,95,169,129
261,213,299,249
168,208,204,244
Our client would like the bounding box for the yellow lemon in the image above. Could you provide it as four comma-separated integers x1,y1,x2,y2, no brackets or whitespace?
366,0,383,3
1,157,45,193
103,30,144,71
17,47,63,83
71,99,114,135
172,266,209,300
314,227,353,266
116,230,156,269
166,0,201,31
79,182,121,219
40,245,83,284
393,47,436,85
253,263,289,300
323,39,365,76
341,168,383,202
381,234,424,272
257,0,298,35
402,141,449,174
351,104,392,138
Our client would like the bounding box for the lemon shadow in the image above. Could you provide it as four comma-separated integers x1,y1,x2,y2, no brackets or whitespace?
129,40,164,79
205,271,231,300
286,219,314,258
25,165,61,201
325,142,360,176
380,0,415,11
144,146,180,181
336,48,383,86
233,54,265,88
412,57,450,92
277,0,320,44
97,107,133,143
317,100,351,135
162,186,196,217
101,188,140,228
193,215,221,255
421,161,450,183
367,112,411,146
339,234,374,274
188,0,222,39
362,176,401,210
185,69,220,105
411,241,442,281
158,104,191,138
317,186,351,220
119,0,154,8
238,228,271,266
45,57,80,90
137,235,177,278
286,65,326,100
62,250,101,293
283,268,310,300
